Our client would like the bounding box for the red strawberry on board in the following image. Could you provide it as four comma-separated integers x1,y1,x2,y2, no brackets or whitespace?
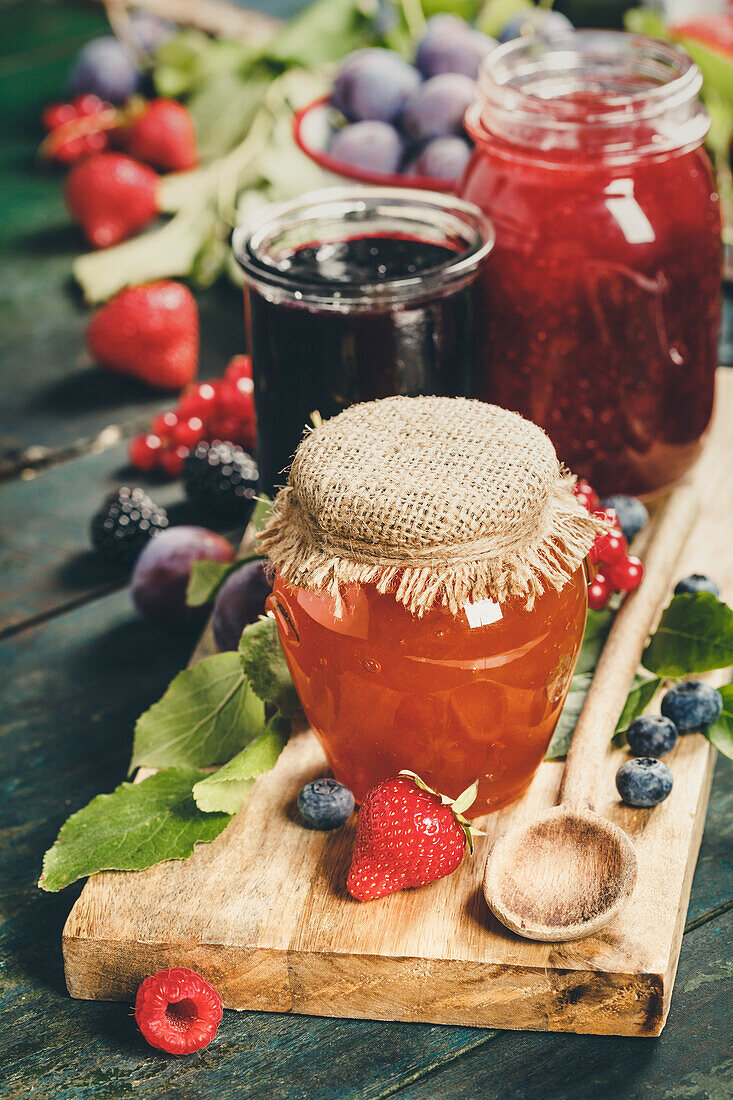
347,771,483,902
87,281,199,390
65,152,159,248
125,99,199,173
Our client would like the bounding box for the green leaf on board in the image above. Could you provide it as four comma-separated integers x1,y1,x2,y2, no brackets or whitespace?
575,607,615,675
642,593,733,678
131,652,265,771
186,499,272,607
39,768,231,892
193,714,289,814
544,672,593,760
705,683,733,761
239,615,299,718
614,671,663,735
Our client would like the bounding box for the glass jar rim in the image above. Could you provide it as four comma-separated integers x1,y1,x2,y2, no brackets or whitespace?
232,187,495,310
474,30,708,162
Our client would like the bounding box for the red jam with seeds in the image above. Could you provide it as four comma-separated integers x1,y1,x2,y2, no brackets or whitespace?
461,32,721,497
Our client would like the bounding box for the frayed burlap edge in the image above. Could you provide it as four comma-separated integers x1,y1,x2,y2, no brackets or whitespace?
259,473,605,617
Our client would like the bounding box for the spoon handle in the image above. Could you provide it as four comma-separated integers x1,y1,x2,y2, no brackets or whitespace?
559,478,702,811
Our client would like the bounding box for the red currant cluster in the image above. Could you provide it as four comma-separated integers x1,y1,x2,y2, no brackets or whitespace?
573,478,644,611
41,95,117,163
129,355,256,477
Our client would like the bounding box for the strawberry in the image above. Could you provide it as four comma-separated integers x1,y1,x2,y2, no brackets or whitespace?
64,152,159,248
125,99,199,173
347,771,483,901
87,281,199,390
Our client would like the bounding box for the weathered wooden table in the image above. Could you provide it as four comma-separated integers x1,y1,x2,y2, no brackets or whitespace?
2,4,732,1096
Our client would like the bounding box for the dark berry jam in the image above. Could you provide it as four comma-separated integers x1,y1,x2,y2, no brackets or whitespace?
243,234,488,495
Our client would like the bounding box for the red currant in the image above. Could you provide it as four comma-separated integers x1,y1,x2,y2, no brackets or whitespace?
150,411,179,442
587,572,611,611
73,94,108,117
574,478,599,512
594,507,620,530
129,433,163,471
52,136,87,163
42,102,77,131
177,382,217,421
607,555,644,593
217,378,254,420
590,528,627,567
173,416,206,448
224,354,253,382
160,444,190,477
82,130,109,153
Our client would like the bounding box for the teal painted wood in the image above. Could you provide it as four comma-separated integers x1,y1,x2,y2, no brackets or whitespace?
1,587,731,1099
0,442,247,635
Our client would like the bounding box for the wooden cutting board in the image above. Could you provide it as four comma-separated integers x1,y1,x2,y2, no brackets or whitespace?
63,373,733,1037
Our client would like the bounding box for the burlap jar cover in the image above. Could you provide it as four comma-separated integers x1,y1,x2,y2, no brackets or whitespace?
259,396,604,616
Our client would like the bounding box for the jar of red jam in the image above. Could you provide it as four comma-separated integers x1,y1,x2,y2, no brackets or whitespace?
260,395,601,816
232,188,493,496
461,31,721,497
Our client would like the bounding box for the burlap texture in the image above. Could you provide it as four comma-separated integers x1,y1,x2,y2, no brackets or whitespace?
259,396,603,616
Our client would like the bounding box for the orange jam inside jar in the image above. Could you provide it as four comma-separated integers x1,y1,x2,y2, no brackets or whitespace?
269,569,587,815
260,395,601,818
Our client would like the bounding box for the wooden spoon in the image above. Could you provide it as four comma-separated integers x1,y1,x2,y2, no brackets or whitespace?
483,479,702,941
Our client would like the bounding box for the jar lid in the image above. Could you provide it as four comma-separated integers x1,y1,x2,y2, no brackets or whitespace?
260,396,602,616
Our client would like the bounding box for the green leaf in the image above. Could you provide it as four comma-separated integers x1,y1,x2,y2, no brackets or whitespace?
39,768,230,892
705,683,733,761
131,652,265,771
239,615,299,718
265,0,373,66
642,593,733,678
186,499,272,607
545,672,593,760
476,0,533,37
623,8,669,39
615,671,662,735
576,607,615,675
193,714,289,814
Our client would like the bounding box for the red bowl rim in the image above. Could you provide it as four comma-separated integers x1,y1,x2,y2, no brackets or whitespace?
292,96,456,194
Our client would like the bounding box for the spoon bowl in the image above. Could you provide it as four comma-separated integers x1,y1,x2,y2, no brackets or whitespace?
483,806,638,942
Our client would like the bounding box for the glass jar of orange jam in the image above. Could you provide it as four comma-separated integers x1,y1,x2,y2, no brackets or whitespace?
260,395,599,818
269,570,587,816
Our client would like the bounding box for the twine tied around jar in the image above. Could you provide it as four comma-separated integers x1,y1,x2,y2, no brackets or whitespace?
259,396,605,616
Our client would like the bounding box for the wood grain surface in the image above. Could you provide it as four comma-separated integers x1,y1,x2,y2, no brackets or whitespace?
63,376,733,1038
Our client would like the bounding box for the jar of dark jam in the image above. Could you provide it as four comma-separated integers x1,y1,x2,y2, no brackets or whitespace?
461,32,721,497
232,189,494,495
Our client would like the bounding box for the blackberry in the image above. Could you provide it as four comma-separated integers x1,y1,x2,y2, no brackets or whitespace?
90,487,168,564
183,441,258,512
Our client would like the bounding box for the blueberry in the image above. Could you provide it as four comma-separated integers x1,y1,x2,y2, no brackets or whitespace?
660,682,723,732
69,37,144,104
332,49,421,123
625,715,678,757
212,560,272,652
298,779,355,829
674,574,720,598
498,9,574,44
401,73,476,142
599,495,649,542
406,135,473,183
616,757,673,808
416,16,496,80
329,121,404,174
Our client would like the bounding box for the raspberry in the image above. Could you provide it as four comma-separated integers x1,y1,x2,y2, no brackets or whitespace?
135,967,223,1055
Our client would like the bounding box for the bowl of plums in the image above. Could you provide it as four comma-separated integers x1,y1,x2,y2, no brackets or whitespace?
293,9,573,190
